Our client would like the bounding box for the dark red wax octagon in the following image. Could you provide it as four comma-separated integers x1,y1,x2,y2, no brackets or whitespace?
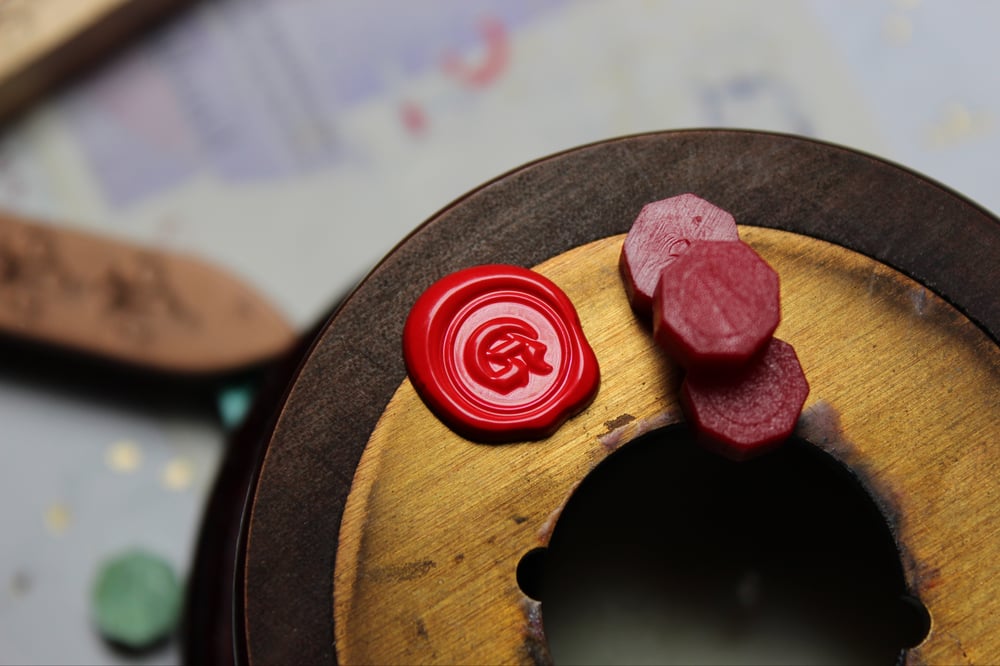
681,337,809,461
620,193,739,318
403,264,600,443
653,240,780,369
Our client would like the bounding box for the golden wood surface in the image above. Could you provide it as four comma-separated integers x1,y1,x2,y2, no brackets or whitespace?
334,227,999,664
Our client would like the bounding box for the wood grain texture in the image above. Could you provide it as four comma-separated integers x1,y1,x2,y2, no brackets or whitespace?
333,229,999,665
240,131,1000,665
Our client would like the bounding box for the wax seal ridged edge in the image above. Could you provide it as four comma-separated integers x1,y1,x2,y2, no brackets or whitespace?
403,264,600,443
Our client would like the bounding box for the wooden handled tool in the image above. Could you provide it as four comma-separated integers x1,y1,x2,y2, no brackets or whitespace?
0,210,295,374
0,0,189,122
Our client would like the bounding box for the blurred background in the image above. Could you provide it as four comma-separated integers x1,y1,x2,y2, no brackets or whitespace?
0,0,998,663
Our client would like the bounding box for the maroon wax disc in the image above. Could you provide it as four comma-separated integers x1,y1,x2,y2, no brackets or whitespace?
653,240,780,369
681,337,810,460
620,193,739,318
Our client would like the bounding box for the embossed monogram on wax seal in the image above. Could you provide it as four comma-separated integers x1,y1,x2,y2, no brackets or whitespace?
403,264,599,443
465,318,553,394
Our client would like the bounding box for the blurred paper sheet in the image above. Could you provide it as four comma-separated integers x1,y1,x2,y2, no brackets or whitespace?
0,0,889,329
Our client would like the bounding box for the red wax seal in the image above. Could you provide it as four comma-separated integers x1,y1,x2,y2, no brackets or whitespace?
403,265,600,442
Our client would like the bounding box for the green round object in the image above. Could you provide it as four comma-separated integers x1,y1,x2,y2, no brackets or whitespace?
91,549,182,649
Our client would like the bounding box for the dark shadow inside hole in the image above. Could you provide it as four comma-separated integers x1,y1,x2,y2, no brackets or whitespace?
896,594,932,649
540,425,929,665
517,547,547,602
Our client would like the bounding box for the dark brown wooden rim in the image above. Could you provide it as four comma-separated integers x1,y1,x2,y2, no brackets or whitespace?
239,130,1000,665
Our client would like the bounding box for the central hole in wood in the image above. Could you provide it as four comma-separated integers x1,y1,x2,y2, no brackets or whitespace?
517,425,929,665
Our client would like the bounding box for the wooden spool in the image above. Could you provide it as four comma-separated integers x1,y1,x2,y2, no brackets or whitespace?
210,131,1000,664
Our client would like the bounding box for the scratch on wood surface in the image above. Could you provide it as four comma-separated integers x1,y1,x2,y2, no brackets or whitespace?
910,286,929,317
603,413,636,432
909,630,972,665
618,143,657,195
415,618,429,641
598,410,678,454
362,559,436,583
940,631,972,664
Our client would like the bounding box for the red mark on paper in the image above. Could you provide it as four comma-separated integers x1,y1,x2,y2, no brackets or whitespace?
400,100,428,136
441,16,510,88
102,64,195,153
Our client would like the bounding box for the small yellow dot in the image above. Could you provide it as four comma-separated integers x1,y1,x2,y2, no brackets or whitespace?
105,440,142,473
883,14,913,46
926,103,993,147
44,503,71,535
161,459,194,491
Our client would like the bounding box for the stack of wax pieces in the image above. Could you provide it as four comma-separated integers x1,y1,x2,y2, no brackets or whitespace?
620,193,809,460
